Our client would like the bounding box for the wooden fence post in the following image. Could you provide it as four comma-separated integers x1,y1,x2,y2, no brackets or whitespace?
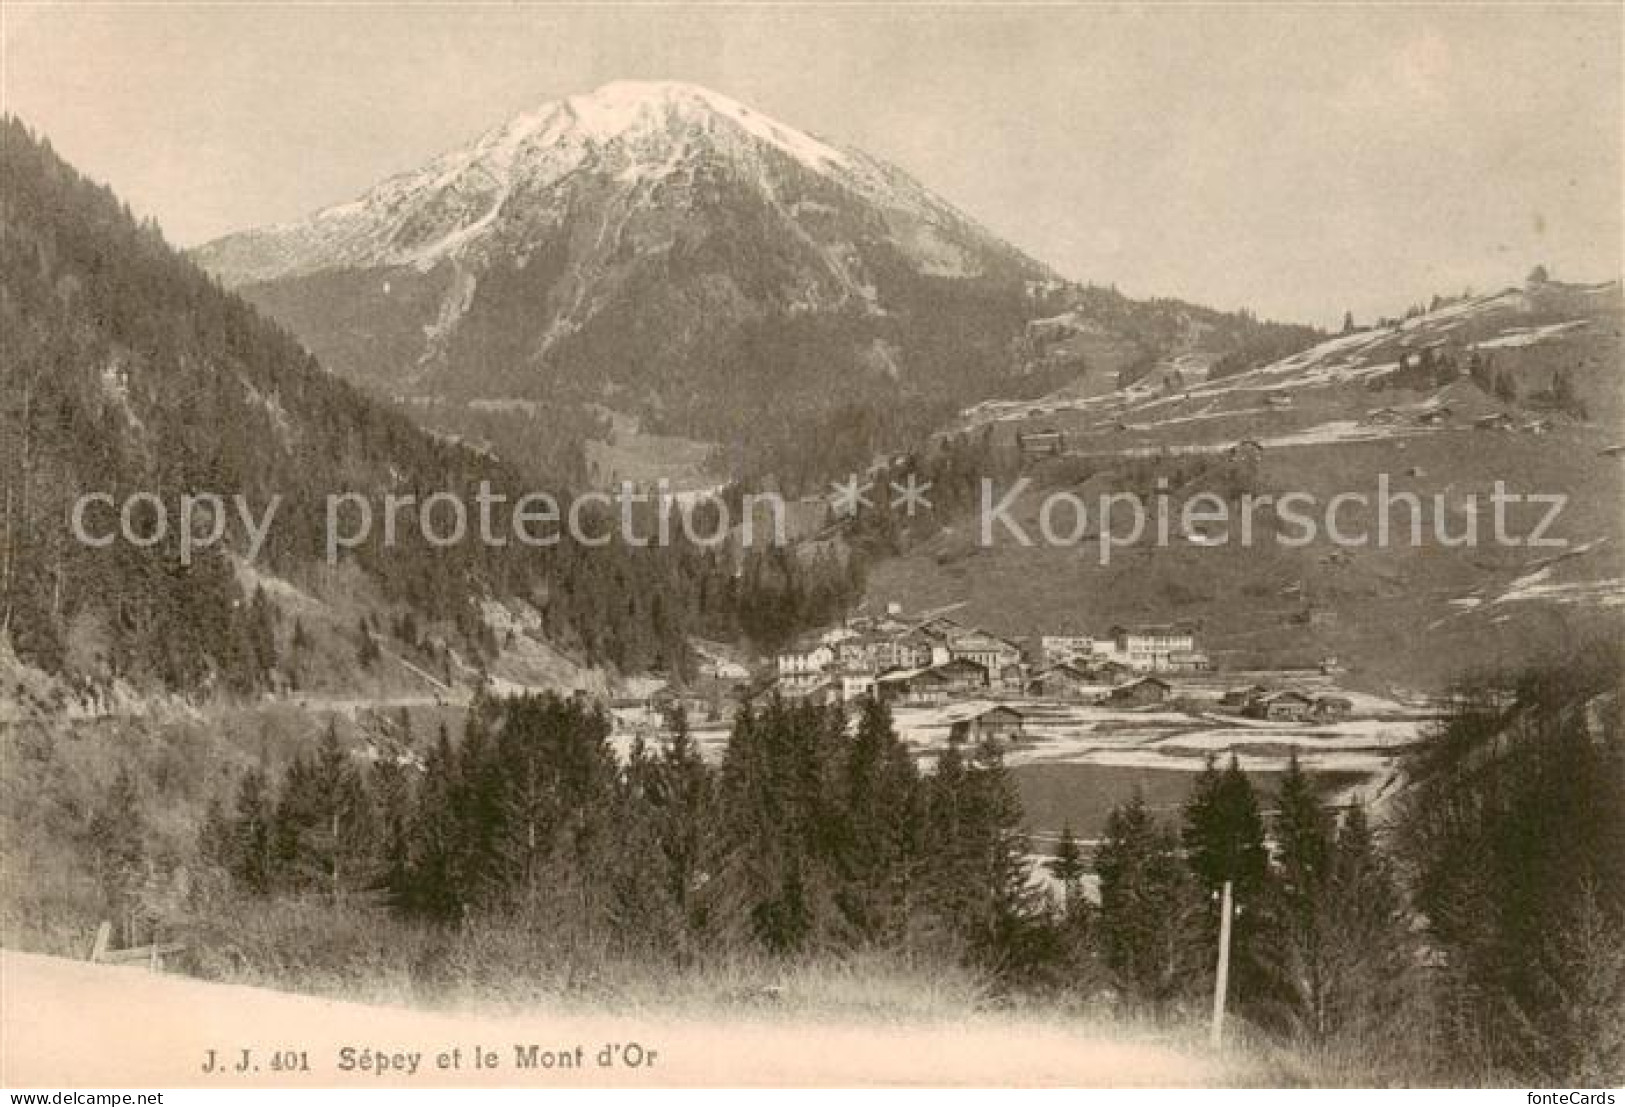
88,920,111,963
1209,880,1233,1050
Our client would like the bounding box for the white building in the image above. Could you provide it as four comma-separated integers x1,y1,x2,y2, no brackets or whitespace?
1109,624,1198,671
777,642,834,679
836,670,877,702
1037,634,1095,666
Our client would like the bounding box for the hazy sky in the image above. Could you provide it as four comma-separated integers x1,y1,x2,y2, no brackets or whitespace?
3,4,1619,327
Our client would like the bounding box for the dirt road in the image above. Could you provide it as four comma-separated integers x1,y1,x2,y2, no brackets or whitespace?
0,950,1236,1087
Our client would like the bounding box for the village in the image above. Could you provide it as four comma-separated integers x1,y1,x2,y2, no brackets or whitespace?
614,604,1377,765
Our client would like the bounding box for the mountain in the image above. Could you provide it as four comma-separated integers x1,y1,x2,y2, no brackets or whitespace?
859,277,1625,690
193,81,1319,490
197,80,1041,296
0,116,839,703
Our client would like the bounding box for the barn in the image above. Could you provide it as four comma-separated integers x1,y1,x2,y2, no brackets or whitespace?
1104,676,1174,707
950,704,1027,745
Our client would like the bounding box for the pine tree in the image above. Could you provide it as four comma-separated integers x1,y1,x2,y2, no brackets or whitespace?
607,733,685,954
88,764,147,944
717,697,847,952
652,705,715,949
402,723,462,918
1260,754,1340,1038
919,732,976,947
838,696,920,943
1400,654,1625,1080
1276,753,1333,899
1182,754,1269,899
1047,823,1088,909
275,722,376,903
1094,790,1206,1003
224,765,277,894
1183,755,1272,1010
371,756,414,907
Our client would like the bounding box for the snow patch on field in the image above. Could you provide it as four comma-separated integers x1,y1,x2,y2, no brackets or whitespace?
1472,320,1589,350
1493,576,1625,607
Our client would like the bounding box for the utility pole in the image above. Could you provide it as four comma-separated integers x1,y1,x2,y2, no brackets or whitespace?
1209,879,1234,1050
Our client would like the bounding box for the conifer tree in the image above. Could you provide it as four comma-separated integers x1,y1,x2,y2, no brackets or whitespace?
275,722,376,903
838,696,921,942
224,765,277,894
403,723,462,918
717,697,846,952
1095,790,1205,1002
1260,754,1341,1038
607,734,685,953
1047,823,1088,910
653,704,714,940
89,764,147,944
1401,652,1625,1080
1183,754,1270,900
1183,754,1272,1009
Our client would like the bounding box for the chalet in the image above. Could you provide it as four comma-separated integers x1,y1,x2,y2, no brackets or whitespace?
1166,650,1213,673
1088,659,1137,685
875,667,951,706
1246,690,1315,721
648,685,710,720
948,630,1023,674
1311,695,1354,722
950,705,1027,745
1220,684,1268,708
1017,428,1066,457
1028,663,1095,700
934,657,991,694
915,615,966,642
1109,623,1198,671
1104,676,1173,707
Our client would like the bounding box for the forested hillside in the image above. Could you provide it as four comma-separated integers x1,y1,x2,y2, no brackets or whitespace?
0,117,854,697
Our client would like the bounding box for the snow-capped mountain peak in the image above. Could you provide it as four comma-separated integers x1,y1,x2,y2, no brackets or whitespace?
189,80,1055,434
552,80,853,171
195,79,980,287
